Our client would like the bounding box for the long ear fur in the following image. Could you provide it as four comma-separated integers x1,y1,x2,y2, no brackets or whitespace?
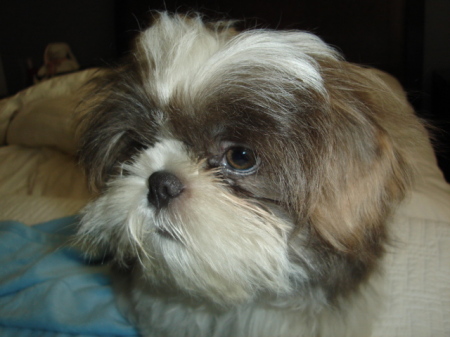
308,62,428,256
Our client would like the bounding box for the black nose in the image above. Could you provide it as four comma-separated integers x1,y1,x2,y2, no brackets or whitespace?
148,171,184,209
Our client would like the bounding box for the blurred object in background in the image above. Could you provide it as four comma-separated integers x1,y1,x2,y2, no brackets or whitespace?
35,43,80,82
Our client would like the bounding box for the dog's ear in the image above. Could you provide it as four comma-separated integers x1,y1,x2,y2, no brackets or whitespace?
305,64,426,258
76,68,159,191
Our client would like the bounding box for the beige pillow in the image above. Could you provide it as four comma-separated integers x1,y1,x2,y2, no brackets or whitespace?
6,94,80,154
0,68,99,149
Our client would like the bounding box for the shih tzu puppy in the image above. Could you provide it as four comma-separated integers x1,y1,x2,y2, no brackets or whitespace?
76,12,427,337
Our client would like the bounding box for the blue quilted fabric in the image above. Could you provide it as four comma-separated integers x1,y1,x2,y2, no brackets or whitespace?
0,216,139,337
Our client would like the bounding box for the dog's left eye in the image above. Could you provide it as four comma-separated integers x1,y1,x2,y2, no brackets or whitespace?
224,147,259,173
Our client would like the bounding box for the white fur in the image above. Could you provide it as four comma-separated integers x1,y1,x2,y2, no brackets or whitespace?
130,276,382,337
80,139,294,302
137,13,338,108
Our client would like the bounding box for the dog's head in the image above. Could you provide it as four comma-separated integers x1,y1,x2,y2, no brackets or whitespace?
77,13,424,305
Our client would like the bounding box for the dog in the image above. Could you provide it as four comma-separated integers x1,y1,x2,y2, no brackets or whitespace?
76,12,428,337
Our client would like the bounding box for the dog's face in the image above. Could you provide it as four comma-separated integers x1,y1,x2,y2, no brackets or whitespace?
77,13,418,306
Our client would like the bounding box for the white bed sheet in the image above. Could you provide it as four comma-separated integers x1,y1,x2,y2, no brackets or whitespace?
373,139,450,336
0,145,91,224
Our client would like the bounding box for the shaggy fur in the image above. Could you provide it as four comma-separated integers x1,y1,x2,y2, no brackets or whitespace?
76,12,428,337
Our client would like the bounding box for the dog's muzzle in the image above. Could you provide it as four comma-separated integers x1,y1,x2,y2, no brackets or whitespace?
147,171,185,209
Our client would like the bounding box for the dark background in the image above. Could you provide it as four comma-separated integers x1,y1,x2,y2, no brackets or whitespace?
0,0,449,179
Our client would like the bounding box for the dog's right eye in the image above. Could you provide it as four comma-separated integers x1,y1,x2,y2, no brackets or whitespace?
224,147,259,174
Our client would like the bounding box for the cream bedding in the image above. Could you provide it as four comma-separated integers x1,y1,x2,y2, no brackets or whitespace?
0,70,95,224
0,69,449,336
373,139,450,336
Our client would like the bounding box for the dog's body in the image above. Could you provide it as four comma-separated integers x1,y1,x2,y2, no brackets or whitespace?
77,13,428,337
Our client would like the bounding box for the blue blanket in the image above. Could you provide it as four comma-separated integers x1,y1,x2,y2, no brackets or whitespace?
0,216,139,337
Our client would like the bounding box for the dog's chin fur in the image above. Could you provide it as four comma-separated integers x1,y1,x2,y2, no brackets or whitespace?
76,12,429,337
